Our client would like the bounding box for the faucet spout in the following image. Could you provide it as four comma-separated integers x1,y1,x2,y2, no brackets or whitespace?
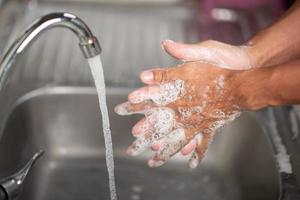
0,12,101,88
0,150,45,200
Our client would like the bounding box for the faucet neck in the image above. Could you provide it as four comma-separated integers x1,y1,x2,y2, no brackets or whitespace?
0,12,101,89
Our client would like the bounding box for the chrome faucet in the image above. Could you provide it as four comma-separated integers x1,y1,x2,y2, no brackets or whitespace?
0,151,44,200
0,12,101,89
0,12,102,200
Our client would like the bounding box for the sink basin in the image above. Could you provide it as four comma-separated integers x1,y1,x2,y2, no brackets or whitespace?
0,87,280,200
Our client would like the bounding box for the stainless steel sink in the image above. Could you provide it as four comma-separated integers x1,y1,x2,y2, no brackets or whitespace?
0,87,280,200
0,0,284,199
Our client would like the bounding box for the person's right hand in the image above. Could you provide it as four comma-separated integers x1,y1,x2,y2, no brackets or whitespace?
162,40,256,70
115,61,247,168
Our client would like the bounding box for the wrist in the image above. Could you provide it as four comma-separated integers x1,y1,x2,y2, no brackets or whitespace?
243,44,262,68
234,68,280,111
244,27,297,68
243,37,272,68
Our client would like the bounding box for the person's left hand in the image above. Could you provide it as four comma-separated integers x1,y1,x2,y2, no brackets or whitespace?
115,61,245,168
161,39,255,70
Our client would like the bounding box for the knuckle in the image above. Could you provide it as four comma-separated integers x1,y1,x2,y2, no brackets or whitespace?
154,69,169,83
161,70,169,82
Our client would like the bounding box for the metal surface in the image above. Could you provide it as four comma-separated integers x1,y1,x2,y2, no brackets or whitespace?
0,87,279,200
0,150,44,200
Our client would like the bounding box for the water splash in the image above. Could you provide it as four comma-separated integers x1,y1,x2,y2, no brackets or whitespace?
88,55,117,200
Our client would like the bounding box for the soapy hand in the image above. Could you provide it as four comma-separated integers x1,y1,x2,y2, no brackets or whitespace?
115,62,244,168
162,40,254,70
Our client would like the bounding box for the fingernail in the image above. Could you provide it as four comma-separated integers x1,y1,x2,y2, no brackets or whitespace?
161,40,174,50
181,139,196,156
148,159,164,168
114,102,130,116
129,90,144,104
162,39,174,45
151,144,160,151
189,158,199,169
114,104,126,115
151,142,164,151
127,146,141,156
132,126,139,136
161,41,166,51
148,159,155,167
132,124,143,136
127,146,133,156
141,70,153,82
130,139,148,156
130,148,139,156
188,151,199,169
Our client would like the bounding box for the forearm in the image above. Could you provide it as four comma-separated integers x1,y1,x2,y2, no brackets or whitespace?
238,59,300,110
246,0,300,68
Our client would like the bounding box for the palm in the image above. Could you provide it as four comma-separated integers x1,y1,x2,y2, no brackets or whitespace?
162,40,252,70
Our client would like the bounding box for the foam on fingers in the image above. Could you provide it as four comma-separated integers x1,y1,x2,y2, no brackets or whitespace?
129,107,176,156
129,86,160,104
114,101,154,116
152,128,186,164
114,101,145,116
132,117,150,137
151,80,185,105
129,139,149,156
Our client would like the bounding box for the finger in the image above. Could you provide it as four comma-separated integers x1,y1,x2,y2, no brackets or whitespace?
188,151,199,169
148,128,187,167
114,101,154,116
128,134,166,156
132,118,148,137
151,140,166,151
151,143,161,151
162,40,207,62
140,67,177,85
180,139,196,156
133,107,176,139
128,131,164,156
129,107,176,156
188,133,203,168
130,81,185,106
128,86,159,104
127,139,148,156
148,159,165,168
195,132,215,163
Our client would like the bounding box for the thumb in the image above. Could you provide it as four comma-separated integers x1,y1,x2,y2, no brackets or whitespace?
162,40,208,62
162,40,253,70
